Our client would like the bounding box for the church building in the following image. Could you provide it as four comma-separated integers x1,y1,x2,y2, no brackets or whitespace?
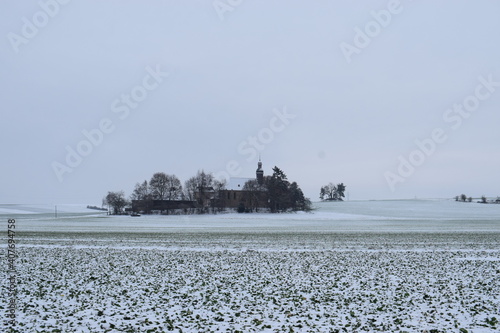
223,159,265,209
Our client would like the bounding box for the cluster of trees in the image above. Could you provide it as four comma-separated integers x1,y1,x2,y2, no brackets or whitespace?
86,205,107,211
131,173,183,201
455,194,500,204
103,170,226,215
247,166,311,213
102,166,311,215
103,190,129,215
319,183,346,201
130,171,225,206
455,194,473,202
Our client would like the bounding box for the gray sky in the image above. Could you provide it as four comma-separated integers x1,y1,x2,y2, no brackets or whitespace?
1,0,499,205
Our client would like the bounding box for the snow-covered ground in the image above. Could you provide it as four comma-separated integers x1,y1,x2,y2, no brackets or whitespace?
1,199,499,332
3,199,500,233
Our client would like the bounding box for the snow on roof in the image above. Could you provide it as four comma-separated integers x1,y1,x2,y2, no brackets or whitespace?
227,177,254,191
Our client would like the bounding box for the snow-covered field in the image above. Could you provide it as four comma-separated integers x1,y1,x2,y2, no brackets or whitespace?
2,200,499,332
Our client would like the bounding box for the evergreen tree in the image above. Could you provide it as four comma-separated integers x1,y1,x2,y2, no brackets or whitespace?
265,166,311,212
266,167,290,212
336,183,346,200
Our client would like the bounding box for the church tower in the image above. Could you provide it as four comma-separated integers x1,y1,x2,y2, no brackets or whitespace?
256,158,264,185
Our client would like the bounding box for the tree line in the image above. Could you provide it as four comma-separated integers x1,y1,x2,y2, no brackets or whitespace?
102,166,311,215
455,194,500,204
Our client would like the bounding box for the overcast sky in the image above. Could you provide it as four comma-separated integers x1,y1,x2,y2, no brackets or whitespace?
1,0,499,205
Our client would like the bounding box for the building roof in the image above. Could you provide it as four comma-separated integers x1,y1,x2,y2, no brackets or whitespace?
227,177,254,191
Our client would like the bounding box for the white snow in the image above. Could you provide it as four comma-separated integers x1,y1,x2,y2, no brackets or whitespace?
1,199,499,332
0,204,104,219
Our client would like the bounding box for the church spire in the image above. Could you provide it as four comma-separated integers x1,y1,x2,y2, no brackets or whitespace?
256,157,264,185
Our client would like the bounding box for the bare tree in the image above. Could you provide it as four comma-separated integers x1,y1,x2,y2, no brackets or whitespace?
150,172,181,200
211,179,227,213
184,170,214,213
130,180,150,201
150,172,169,200
243,179,266,212
184,177,197,202
103,191,128,215
165,175,183,201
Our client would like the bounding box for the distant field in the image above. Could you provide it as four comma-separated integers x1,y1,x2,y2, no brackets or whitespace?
1,200,499,332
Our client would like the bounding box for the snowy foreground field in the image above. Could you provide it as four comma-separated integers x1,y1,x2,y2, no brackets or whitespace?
1,200,500,332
